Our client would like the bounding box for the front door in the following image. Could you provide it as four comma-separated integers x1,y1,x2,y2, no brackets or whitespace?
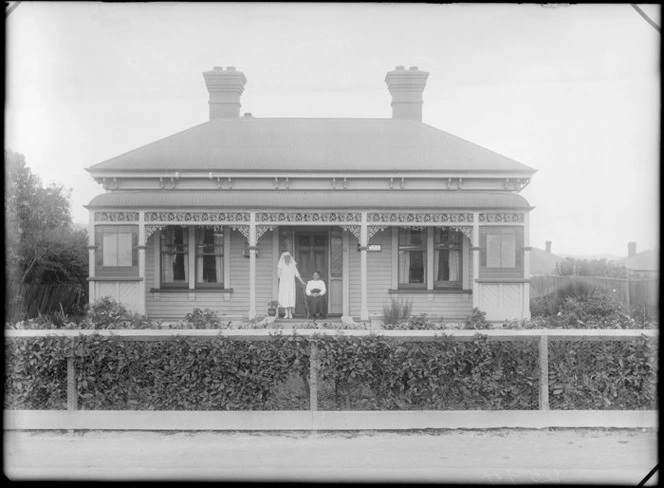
294,230,328,317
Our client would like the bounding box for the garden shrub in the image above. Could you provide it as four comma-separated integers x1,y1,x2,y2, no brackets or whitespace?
382,297,412,326
463,308,492,330
549,335,658,410
4,337,67,409
530,279,610,317
5,333,657,412
183,308,226,329
382,313,441,330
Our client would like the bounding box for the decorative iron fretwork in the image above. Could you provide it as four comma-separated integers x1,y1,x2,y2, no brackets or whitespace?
479,213,524,223
449,226,473,241
144,225,166,243
255,225,274,242
231,225,250,241
341,225,362,241
196,225,225,232
256,212,362,223
367,226,388,241
95,212,139,222
145,212,249,223
367,212,473,224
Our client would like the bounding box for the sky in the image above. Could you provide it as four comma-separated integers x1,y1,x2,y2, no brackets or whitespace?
5,2,660,258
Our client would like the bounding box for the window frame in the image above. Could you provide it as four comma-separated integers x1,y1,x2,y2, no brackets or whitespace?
159,226,189,288
94,225,139,277
433,227,463,289
397,228,428,289
479,226,524,279
195,227,225,289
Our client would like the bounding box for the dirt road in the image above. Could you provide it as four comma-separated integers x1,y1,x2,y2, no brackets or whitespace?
4,428,658,483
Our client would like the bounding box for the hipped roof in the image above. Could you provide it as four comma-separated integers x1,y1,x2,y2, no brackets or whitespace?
87,190,532,210
87,118,536,174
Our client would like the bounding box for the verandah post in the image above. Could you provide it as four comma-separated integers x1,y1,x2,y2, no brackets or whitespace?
539,334,550,410
359,212,369,321
248,212,257,319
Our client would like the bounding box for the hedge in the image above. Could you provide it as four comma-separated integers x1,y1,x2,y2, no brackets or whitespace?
5,333,657,411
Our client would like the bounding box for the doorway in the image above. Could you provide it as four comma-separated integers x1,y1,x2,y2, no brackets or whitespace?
294,230,328,317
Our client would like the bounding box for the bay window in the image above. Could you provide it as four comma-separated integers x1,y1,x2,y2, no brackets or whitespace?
480,226,524,278
95,225,138,276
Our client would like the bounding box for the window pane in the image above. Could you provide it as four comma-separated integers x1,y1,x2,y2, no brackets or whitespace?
486,234,502,268
195,228,223,284
161,227,188,284
102,233,118,267
117,232,133,266
501,233,516,268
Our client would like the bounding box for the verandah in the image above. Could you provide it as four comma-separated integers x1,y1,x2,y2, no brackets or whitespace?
89,210,530,322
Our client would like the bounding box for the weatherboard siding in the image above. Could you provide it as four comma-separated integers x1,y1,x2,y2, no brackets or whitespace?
348,230,473,320
144,230,274,320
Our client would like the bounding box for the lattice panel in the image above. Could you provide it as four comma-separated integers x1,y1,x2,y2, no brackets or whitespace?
330,228,343,279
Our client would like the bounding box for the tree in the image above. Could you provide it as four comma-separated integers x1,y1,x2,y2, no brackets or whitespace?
5,149,88,320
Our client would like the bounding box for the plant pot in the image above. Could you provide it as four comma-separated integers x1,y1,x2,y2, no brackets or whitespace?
267,308,277,317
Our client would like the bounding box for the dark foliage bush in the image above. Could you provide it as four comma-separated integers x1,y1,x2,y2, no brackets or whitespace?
549,336,658,410
530,280,606,317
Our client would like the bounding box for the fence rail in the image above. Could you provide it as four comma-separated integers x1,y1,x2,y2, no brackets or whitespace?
529,275,658,311
4,328,658,431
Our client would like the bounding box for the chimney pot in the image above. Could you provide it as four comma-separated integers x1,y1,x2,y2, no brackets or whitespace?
395,65,405,70
385,65,429,122
628,241,637,258
545,241,551,253
202,66,247,119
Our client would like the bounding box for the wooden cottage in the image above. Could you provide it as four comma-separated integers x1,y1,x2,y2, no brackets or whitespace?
85,65,536,323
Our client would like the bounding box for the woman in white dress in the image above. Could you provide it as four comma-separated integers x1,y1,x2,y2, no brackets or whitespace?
277,251,306,319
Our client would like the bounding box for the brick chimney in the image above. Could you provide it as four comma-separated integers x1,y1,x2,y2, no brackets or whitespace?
385,65,429,122
545,241,551,253
628,241,637,258
202,66,247,119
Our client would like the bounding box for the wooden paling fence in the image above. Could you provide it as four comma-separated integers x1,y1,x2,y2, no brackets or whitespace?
10,284,87,320
4,329,658,431
530,275,658,312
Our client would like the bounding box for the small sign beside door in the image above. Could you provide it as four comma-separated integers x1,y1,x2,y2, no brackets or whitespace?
358,244,382,252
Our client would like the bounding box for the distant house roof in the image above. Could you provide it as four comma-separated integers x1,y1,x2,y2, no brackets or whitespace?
620,249,659,272
529,248,566,275
86,118,537,175
86,190,533,210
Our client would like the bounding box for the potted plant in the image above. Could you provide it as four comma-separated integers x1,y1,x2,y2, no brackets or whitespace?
267,300,280,317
